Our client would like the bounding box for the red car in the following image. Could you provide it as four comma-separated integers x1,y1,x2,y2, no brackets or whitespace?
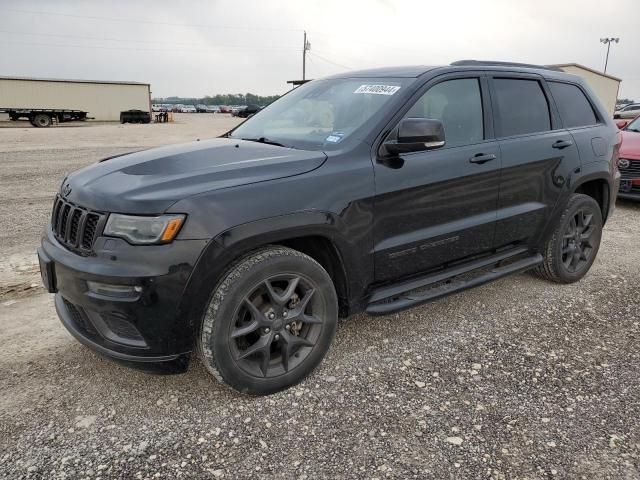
617,115,640,200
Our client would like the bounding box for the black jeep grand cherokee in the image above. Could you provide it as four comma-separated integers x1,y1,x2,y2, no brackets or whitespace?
39,61,621,394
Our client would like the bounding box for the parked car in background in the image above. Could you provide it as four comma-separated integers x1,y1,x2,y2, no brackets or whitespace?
182,105,197,113
206,105,220,113
237,104,262,118
230,106,246,117
119,109,151,124
196,104,208,113
171,105,184,113
614,103,640,119
617,115,640,200
152,104,161,112
218,106,232,113
40,62,620,395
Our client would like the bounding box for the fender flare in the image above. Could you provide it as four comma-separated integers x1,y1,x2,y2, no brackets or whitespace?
175,211,369,346
569,170,612,222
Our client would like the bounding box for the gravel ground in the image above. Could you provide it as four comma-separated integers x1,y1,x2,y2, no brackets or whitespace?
1,115,639,479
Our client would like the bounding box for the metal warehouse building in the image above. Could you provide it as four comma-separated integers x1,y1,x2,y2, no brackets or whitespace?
0,76,151,121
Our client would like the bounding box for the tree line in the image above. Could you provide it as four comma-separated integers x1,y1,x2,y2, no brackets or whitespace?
153,93,281,106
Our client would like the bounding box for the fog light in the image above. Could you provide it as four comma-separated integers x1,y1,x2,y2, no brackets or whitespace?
87,281,141,299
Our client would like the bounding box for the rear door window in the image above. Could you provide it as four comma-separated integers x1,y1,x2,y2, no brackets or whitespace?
549,82,598,128
493,78,551,137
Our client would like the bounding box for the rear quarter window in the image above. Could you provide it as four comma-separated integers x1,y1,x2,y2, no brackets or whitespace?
549,82,598,128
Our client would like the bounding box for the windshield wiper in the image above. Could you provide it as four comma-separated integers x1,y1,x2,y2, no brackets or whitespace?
240,137,290,148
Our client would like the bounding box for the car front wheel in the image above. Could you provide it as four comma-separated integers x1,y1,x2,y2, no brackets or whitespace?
198,246,338,395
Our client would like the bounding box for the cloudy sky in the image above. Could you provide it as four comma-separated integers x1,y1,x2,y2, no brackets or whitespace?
1,0,638,100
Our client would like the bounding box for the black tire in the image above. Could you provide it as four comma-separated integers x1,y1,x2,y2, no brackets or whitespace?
535,193,603,283
32,114,52,128
198,246,338,395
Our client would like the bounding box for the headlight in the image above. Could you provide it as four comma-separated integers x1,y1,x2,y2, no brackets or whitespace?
104,214,185,244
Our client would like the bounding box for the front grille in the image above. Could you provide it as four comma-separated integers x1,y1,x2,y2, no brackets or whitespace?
619,159,640,179
51,195,105,254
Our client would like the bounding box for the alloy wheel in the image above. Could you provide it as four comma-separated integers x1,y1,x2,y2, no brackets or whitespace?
561,209,597,273
230,274,324,378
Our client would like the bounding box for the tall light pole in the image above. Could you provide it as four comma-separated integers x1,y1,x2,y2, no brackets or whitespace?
600,37,619,73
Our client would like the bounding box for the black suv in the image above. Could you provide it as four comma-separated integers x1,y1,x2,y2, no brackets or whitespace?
237,104,262,118
39,61,621,394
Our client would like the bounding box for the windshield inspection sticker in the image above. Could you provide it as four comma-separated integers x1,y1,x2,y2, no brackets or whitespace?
354,84,401,95
325,132,345,143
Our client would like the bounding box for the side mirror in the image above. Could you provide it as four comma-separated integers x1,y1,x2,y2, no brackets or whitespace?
616,120,628,129
384,118,445,155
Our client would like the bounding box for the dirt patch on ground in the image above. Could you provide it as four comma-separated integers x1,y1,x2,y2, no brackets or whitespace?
0,281,43,303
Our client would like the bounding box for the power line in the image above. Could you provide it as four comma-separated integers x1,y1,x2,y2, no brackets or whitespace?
1,40,297,54
307,51,352,71
0,30,296,49
305,55,334,78
7,8,304,32
308,29,428,55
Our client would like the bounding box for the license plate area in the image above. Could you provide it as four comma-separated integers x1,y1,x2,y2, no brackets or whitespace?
620,179,632,193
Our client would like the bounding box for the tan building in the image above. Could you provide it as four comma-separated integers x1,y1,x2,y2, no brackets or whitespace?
550,64,621,117
0,76,151,121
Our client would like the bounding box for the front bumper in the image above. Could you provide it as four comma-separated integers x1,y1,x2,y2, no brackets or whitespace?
618,191,640,201
39,227,209,373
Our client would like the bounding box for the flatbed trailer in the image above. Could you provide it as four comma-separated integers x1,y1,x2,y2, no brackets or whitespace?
0,108,91,127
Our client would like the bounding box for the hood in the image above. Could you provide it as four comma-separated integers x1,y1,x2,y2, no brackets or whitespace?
63,138,327,214
620,131,640,160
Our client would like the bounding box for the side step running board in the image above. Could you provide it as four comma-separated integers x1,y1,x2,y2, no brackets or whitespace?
366,251,543,316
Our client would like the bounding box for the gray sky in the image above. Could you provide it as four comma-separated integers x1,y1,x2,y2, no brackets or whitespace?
1,0,638,100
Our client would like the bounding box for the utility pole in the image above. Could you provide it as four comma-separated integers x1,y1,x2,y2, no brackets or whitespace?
302,31,311,80
600,37,619,73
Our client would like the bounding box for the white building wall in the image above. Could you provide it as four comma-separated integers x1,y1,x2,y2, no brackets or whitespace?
0,78,150,121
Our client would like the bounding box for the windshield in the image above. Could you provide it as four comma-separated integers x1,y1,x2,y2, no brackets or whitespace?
228,77,410,150
625,117,640,132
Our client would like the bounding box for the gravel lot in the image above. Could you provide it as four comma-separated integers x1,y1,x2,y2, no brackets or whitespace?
1,115,639,479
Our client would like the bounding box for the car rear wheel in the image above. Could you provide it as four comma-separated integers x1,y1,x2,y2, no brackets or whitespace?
535,193,603,283
198,246,338,395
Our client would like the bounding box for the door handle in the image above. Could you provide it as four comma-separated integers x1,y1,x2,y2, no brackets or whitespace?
469,153,497,164
552,139,573,149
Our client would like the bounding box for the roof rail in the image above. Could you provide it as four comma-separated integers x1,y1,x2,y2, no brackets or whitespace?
451,60,561,72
